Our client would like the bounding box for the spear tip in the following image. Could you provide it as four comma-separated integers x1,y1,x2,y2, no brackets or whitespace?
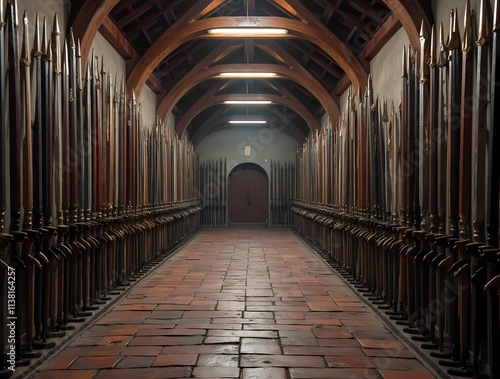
402,46,407,77
0,0,4,24
68,27,76,49
8,0,18,28
33,13,42,55
477,0,487,45
52,12,60,35
429,24,436,67
438,21,448,66
45,40,52,61
447,8,461,50
62,38,68,74
419,19,427,40
462,0,472,53
76,38,81,57
21,10,29,61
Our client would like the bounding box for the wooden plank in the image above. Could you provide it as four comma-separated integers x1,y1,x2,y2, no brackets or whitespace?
98,15,134,59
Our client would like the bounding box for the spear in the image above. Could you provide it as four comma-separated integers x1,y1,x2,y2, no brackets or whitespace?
0,0,15,363
7,0,22,232
439,9,461,364
464,0,489,372
483,0,500,377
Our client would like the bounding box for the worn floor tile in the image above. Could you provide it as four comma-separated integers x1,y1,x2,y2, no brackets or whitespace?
31,227,436,379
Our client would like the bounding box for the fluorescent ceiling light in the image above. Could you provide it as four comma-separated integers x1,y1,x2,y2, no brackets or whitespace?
219,72,277,78
224,100,272,104
229,120,267,124
208,28,288,35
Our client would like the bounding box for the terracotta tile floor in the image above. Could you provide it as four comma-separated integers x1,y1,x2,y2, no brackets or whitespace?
30,227,437,379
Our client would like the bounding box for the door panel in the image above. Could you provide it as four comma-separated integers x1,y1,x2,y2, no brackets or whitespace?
228,164,268,223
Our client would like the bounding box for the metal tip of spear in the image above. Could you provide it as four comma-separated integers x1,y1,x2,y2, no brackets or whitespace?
494,0,500,32
447,8,460,50
438,22,448,66
462,0,472,53
429,24,436,67
68,27,75,49
477,0,487,45
76,38,81,57
33,13,42,57
402,46,407,77
0,0,4,24
21,12,30,67
52,12,60,34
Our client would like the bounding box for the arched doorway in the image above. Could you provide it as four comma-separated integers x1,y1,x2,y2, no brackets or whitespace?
228,163,269,223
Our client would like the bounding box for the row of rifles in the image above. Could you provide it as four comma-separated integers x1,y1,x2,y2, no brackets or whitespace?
0,0,201,373
293,0,500,377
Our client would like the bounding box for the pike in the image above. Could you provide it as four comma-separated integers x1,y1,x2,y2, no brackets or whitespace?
20,10,44,353
0,0,14,366
483,0,500,377
448,2,474,373
421,24,440,348
6,0,30,362
438,9,461,364
462,0,489,373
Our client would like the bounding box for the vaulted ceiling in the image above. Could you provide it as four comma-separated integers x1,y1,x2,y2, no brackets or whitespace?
70,0,432,144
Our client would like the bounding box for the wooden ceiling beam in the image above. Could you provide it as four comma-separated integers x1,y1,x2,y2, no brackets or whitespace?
72,0,122,68
191,112,306,146
381,0,430,48
156,63,340,123
116,2,153,28
98,15,134,59
360,12,401,60
127,16,368,97
175,93,320,136
73,0,216,67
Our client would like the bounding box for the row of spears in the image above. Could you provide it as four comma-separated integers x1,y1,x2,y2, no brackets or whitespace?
199,159,227,226
270,160,294,226
0,1,201,375
294,1,500,378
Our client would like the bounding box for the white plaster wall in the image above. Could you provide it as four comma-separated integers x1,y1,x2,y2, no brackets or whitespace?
197,126,298,177
90,32,127,92
138,86,159,129
370,27,410,109
19,0,70,38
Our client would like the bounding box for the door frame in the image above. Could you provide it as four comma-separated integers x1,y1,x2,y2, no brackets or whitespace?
227,163,269,224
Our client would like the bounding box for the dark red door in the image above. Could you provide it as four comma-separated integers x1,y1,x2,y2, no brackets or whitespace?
228,163,268,223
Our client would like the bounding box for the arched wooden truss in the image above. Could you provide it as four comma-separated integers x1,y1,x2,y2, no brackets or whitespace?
71,0,430,139
176,94,321,137
157,64,340,126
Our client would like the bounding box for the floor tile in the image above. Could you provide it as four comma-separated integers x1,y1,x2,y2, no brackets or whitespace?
30,227,436,379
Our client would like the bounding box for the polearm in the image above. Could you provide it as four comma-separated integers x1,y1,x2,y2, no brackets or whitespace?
448,2,474,373
412,20,430,338
20,10,43,353
41,18,62,333
484,0,500,377
5,0,30,362
419,21,429,232
487,0,500,251
441,9,461,363
0,0,14,365
7,0,21,232
465,1,488,372
421,23,440,347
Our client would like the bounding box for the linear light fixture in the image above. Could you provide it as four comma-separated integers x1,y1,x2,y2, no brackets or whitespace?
219,72,277,78
229,120,267,124
207,28,288,35
224,100,272,105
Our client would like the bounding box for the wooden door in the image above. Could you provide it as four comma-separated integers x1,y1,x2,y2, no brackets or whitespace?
228,163,268,223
